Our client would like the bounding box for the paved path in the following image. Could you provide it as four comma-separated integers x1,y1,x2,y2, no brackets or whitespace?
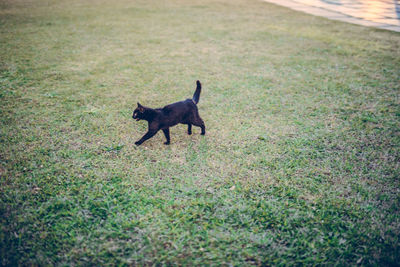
263,0,400,32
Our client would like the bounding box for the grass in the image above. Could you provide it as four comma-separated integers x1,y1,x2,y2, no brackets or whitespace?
1,0,399,265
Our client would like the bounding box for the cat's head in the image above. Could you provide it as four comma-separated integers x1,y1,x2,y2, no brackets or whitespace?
132,102,145,121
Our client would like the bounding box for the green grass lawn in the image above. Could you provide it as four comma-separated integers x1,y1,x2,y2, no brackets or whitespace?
1,0,399,265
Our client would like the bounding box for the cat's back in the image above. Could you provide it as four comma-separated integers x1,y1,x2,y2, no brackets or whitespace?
162,99,194,112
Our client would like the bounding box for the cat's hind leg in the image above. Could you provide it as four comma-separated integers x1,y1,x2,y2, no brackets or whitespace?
192,117,205,135
187,124,192,135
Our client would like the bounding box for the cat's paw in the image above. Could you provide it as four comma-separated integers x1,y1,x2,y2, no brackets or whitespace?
188,131,192,135
164,141,170,145
135,141,141,146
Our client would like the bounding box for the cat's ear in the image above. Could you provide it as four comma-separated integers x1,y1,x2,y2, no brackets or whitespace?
137,102,144,112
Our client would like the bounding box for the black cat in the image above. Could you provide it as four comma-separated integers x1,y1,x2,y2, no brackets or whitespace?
132,80,206,145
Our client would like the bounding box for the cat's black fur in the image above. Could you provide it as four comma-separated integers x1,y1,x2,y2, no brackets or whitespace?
132,80,205,145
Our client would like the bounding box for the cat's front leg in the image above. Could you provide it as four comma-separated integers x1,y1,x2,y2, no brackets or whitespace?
162,128,170,145
135,130,158,146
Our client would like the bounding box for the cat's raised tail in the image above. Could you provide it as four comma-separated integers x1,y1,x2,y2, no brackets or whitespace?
192,80,201,104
